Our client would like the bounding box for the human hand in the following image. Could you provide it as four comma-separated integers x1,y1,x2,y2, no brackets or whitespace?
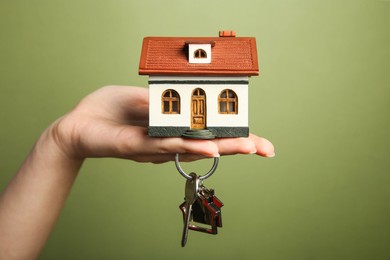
0,85,275,259
49,85,274,163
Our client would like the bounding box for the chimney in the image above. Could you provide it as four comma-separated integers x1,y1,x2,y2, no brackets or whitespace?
219,30,236,37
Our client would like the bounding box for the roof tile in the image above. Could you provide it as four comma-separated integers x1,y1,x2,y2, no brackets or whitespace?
139,36,259,76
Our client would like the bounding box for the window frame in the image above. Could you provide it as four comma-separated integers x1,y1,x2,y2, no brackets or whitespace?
194,49,207,59
218,89,238,114
161,89,180,114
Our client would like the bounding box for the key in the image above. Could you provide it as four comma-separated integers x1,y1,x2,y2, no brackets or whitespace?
180,172,199,247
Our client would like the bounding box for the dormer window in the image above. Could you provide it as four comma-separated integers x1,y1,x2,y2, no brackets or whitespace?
187,43,213,64
194,49,207,59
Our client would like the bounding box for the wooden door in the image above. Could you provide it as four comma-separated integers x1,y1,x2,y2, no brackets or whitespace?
191,88,206,129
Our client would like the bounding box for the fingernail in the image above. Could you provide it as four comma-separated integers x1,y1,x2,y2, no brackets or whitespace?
213,153,220,158
265,152,275,158
250,149,257,154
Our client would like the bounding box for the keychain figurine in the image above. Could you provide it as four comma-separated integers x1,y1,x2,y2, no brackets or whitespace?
138,31,259,246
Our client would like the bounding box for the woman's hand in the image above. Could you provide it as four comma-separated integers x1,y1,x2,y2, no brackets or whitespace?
50,85,275,163
0,85,274,259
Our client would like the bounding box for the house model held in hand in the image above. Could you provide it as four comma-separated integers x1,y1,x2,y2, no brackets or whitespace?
138,31,259,139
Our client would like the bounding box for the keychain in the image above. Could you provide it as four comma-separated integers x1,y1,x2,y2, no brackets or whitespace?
175,154,223,247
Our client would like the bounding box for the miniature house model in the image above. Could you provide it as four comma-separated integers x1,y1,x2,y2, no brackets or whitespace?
139,31,259,139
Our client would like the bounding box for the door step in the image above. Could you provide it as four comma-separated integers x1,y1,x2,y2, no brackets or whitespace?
182,129,215,139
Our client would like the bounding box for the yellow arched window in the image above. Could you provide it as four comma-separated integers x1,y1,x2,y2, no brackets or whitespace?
218,89,238,114
162,89,180,114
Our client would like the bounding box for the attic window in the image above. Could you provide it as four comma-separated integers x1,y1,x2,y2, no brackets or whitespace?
188,44,211,64
194,49,207,59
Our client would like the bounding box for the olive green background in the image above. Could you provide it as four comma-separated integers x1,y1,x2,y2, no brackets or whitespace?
0,1,389,259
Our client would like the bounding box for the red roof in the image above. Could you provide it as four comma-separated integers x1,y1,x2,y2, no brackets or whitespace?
138,35,259,76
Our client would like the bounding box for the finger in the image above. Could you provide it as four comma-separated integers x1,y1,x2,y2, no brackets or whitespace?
213,137,257,155
130,135,274,164
142,137,220,158
129,153,208,164
248,133,275,157
118,126,220,158
81,86,149,123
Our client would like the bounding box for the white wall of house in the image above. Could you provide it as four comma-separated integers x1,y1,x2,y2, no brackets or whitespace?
149,76,249,128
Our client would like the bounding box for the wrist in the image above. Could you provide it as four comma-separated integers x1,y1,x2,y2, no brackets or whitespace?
38,114,85,164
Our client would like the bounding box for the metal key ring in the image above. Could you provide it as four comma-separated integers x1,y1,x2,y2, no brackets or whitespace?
175,153,219,181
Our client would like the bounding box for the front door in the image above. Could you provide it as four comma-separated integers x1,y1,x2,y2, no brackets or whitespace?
191,88,206,129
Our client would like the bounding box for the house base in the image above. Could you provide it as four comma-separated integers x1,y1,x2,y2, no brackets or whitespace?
148,126,249,138
182,129,215,139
